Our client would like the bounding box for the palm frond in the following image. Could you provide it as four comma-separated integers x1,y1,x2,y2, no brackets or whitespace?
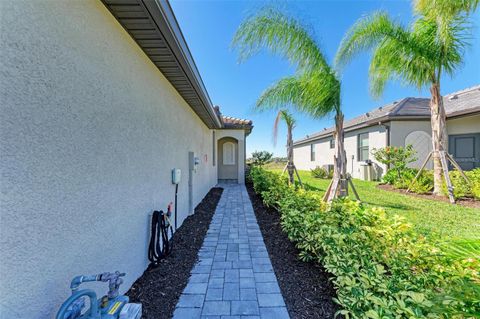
272,111,282,146
256,71,340,119
336,12,408,70
336,11,448,95
414,0,479,18
232,6,329,72
412,15,471,82
272,110,295,146
368,35,434,96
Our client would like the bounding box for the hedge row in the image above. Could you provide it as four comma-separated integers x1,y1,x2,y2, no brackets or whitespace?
249,167,479,318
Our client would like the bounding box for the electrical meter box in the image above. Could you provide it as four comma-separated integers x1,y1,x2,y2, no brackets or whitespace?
188,152,200,172
172,168,181,184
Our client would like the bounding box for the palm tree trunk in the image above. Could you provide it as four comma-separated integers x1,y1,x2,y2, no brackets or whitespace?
328,111,348,201
429,83,448,195
286,124,295,185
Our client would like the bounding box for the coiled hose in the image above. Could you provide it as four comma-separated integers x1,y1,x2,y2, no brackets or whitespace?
148,210,173,268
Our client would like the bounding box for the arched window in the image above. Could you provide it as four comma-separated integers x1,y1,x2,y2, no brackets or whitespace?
223,142,235,165
405,131,432,168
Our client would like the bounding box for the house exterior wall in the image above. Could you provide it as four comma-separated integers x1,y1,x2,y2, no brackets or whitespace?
390,115,480,169
294,114,480,179
293,125,387,179
0,2,217,318
389,120,432,147
389,120,433,169
216,130,246,183
447,114,480,135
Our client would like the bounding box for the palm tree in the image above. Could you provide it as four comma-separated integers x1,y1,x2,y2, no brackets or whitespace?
336,0,478,195
272,110,296,184
232,7,347,201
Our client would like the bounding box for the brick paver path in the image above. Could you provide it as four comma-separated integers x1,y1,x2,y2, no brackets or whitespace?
173,184,290,319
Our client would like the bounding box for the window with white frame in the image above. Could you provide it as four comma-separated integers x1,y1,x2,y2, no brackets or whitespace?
310,144,316,161
358,133,369,161
223,142,235,165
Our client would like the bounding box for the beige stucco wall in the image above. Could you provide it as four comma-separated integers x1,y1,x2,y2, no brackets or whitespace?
293,125,388,179
447,114,480,135
389,120,432,147
294,114,479,180
390,115,480,169
0,1,217,318
390,120,433,169
215,130,246,183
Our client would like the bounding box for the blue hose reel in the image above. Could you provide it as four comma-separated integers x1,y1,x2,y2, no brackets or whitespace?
56,271,141,319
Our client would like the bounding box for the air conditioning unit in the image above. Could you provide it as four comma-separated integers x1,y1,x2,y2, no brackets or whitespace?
359,161,373,181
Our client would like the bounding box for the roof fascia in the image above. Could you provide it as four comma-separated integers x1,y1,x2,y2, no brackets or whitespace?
143,0,222,128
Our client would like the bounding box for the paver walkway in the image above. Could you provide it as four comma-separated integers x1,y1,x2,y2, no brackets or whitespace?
173,184,290,319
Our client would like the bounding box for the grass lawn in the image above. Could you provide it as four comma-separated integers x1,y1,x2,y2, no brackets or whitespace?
269,169,480,242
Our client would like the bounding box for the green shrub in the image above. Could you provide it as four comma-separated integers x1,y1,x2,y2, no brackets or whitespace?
372,145,417,181
250,150,273,166
392,167,418,189
470,168,480,200
442,168,480,200
409,170,434,194
383,168,433,194
381,169,398,185
310,166,329,179
249,167,479,318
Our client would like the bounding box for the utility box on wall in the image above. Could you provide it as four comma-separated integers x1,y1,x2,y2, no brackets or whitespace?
172,168,181,184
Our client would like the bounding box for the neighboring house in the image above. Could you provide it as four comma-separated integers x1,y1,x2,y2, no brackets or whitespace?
293,86,480,180
0,1,251,318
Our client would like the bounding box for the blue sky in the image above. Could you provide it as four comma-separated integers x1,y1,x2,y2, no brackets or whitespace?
170,0,480,157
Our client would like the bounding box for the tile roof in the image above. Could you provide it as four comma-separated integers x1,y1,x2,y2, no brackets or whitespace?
212,106,253,134
294,85,480,145
221,116,253,126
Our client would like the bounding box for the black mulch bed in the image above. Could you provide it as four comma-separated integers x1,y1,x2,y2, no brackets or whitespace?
126,187,223,319
246,182,339,319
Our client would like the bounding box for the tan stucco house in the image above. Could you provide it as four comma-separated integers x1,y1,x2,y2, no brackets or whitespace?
0,1,251,318
293,86,480,180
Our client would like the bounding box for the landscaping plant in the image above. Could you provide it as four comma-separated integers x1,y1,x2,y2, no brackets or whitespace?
310,166,331,179
372,145,417,181
442,168,480,200
250,150,273,166
336,0,479,196
249,166,479,318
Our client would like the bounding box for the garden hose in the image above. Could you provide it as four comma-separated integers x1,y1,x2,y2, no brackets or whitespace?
148,210,174,268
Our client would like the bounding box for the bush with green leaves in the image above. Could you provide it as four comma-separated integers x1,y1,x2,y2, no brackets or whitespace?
310,166,329,179
470,168,480,199
372,145,417,179
408,170,434,194
382,168,434,194
442,168,480,200
248,166,479,318
250,150,273,166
